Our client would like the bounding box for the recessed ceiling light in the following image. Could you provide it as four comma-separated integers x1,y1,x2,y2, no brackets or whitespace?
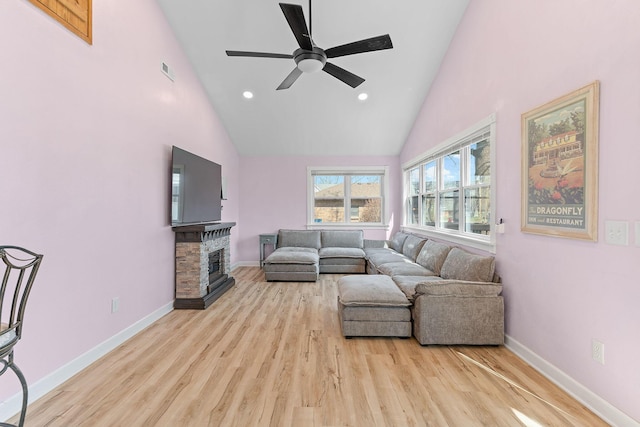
358,93,368,101
243,91,254,99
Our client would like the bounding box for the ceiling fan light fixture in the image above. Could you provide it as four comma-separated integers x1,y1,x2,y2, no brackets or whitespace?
293,47,327,73
297,58,324,73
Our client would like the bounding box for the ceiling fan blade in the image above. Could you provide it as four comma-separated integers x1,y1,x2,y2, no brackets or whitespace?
322,62,365,88
277,67,304,90
226,50,293,59
279,3,313,51
325,34,393,59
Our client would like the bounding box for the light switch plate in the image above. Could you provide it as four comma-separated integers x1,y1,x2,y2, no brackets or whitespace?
636,222,640,247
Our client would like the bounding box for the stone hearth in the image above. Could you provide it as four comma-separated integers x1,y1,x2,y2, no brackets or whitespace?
173,222,236,309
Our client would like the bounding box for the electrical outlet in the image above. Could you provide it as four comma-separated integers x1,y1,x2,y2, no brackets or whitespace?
111,297,120,314
605,221,628,245
592,340,605,365
636,222,640,247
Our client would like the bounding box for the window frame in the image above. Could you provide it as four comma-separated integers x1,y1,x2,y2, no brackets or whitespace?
307,166,390,229
402,114,497,252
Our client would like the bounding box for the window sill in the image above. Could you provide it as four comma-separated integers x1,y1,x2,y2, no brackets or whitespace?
402,225,496,254
306,223,390,231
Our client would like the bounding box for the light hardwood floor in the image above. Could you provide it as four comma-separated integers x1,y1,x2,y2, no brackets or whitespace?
14,267,607,426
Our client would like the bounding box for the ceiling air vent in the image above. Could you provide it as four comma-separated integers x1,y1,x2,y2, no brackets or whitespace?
161,62,175,81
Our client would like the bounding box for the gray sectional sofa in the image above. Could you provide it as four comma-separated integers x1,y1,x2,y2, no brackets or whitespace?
363,231,503,345
263,229,504,345
263,229,366,282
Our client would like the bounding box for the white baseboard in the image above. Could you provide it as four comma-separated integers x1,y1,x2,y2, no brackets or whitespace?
505,335,639,427
0,302,174,423
232,261,259,268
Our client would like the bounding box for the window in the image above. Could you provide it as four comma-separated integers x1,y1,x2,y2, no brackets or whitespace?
308,167,388,227
403,115,496,250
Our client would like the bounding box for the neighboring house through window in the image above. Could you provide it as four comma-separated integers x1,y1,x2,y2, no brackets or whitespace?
403,114,496,252
307,166,389,227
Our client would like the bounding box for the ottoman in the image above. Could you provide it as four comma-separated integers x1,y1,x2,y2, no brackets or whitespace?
337,275,412,338
263,247,319,282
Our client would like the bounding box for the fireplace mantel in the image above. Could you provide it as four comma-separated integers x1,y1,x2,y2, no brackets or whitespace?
172,222,236,242
173,222,236,309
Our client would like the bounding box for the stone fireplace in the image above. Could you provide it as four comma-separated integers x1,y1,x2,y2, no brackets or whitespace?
208,249,222,289
173,222,236,309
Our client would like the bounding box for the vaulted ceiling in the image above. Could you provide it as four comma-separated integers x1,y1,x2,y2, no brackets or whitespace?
156,0,470,157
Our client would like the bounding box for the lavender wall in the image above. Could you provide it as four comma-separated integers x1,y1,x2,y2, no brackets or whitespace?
237,156,402,263
401,0,640,421
3,0,638,422
0,0,239,401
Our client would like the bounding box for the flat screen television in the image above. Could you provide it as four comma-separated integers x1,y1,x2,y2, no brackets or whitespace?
171,146,222,226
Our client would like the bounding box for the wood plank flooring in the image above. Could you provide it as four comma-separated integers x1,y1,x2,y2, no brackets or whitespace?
14,267,608,426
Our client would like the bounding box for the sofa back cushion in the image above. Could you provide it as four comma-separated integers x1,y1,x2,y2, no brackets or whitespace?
321,230,363,248
401,235,427,261
387,232,408,252
440,248,496,282
415,240,452,275
278,230,321,249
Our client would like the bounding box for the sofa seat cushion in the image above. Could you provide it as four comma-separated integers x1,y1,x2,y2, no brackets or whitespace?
366,251,410,266
363,247,391,256
440,248,496,282
338,275,411,307
391,276,445,302
264,249,319,265
415,240,452,275
319,257,366,266
319,247,365,259
377,261,437,277
415,280,503,297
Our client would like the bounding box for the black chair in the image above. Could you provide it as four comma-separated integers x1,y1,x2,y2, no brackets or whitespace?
0,246,43,427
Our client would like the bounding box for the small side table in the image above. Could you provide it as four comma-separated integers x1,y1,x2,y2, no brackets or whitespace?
259,233,278,268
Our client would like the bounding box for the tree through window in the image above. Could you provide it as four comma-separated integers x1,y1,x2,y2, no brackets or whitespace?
403,115,495,249
308,168,387,225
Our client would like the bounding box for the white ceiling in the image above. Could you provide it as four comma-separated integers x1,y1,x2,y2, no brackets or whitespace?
156,0,470,157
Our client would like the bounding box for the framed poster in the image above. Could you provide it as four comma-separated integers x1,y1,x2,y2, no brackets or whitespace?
29,0,92,44
521,81,599,241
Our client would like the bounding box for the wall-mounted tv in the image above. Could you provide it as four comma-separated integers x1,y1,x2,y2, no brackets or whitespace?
171,146,222,226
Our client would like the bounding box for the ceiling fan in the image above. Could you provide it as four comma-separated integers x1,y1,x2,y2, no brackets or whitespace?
225,1,393,90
